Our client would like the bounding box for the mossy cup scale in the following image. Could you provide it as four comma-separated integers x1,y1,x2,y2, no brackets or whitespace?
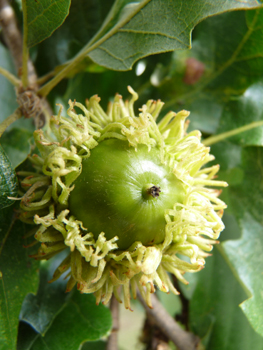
18,87,227,309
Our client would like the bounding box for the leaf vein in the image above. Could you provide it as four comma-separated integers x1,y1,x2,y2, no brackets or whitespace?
95,47,130,69
27,2,64,27
118,28,187,46
0,277,12,347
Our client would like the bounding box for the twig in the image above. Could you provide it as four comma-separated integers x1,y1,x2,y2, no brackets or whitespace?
0,108,22,137
106,295,119,350
137,292,199,350
36,71,55,86
21,0,28,87
0,66,21,86
0,0,23,71
203,120,263,146
0,0,53,129
0,0,37,87
38,1,150,97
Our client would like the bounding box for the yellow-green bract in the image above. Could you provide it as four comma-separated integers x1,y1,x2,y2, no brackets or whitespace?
18,87,227,310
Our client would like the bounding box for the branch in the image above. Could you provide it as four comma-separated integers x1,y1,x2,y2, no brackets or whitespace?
0,108,22,137
203,120,263,146
0,0,37,87
137,292,199,350
0,0,52,130
0,66,21,86
37,1,151,97
106,295,119,350
0,0,23,71
21,0,28,87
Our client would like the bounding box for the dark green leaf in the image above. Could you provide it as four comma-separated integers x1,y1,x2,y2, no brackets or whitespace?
0,205,39,350
220,212,241,242
221,147,263,337
1,128,33,169
87,0,263,70
25,0,71,48
199,8,263,93
0,144,18,209
210,143,263,336
17,322,38,350
63,70,136,108
81,340,106,350
223,214,263,338
145,8,263,134
34,0,114,75
190,248,263,349
18,292,112,350
17,326,108,350
210,142,242,174
20,253,72,336
217,82,263,146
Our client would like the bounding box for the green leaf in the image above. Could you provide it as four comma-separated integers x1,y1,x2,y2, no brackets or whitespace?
197,8,263,93
221,147,263,337
145,7,263,134
190,142,263,341
17,321,39,350
24,0,71,48
37,0,263,97
0,144,18,209
0,205,39,350
34,0,114,75
81,340,106,350
0,43,18,123
18,292,112,350
87,0,263,70
224,214,263,338
1,128,33,169
216,82,263,146
190,247,263,349
63,70,136,108
20,253,73,336
17,328,107,350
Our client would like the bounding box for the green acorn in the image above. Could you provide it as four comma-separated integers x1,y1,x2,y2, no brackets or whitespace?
18,87,227,310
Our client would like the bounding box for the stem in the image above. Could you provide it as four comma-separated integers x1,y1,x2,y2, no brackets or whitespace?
0,0,23,70
106,295,119,350
0,211,16,256
142,184,161,199
203,120,263,146
38,0,151,97
0,0,52,127
0,0,38,88
38,50,87,96
0,66,21,86
0,109,22,137
21,0,28,87
137,292,199,350
36,71,55,86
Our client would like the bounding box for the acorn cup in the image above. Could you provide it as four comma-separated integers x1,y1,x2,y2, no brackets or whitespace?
18,86,227,310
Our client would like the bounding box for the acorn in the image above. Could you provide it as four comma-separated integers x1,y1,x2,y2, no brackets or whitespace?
18,87,227,310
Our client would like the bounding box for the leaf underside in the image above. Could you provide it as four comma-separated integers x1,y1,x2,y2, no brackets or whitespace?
0,145,18,209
